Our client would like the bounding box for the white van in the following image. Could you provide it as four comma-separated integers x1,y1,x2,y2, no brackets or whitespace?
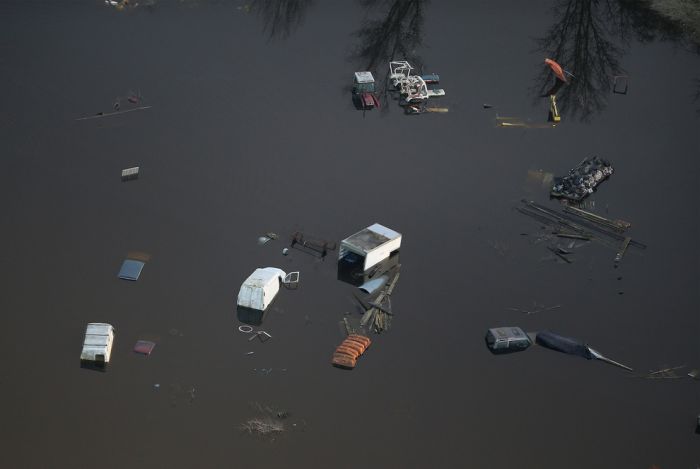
237,268,299,311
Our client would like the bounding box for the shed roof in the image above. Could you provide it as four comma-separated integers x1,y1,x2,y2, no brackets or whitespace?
354,71,374,84
342,223,401,254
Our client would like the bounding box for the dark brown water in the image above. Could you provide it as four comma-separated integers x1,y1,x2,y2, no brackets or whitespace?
1,1,699,468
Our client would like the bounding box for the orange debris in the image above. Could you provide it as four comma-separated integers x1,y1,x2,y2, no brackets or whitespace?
545,58,567,83
331,334,372,369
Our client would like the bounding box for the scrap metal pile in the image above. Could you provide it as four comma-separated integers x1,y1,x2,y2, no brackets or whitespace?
551,156,614,201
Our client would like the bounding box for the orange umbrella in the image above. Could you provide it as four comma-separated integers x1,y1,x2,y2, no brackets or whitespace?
545,58,567,83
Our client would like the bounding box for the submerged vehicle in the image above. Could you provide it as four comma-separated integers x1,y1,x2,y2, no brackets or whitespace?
352,71,379,110
485,327,532,354
551,156,613,201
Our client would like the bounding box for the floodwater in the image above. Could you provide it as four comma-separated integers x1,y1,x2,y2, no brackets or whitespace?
1,1,699,467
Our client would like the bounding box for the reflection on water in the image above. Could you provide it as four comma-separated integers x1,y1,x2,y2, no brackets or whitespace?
534,0,624,121
350,0,428,109
251,0,315,40
534,0,693,121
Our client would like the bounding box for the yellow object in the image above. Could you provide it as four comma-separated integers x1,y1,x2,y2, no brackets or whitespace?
549,95,561,122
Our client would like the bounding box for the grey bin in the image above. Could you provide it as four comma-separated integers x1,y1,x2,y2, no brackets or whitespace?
485,327,532,354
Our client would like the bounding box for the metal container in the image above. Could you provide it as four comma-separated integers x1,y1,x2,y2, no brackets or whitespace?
485,327,532,354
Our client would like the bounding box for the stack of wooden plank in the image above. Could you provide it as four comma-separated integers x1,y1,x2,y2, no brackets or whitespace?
331,334,371,369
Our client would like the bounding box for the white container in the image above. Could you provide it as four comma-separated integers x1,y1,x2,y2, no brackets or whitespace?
80,323,115,363
339,223,402,271
237,268,287,311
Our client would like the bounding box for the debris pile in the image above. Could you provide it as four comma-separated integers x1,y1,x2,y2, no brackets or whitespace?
517,199,645,265
487,327,633,372
388,60,445,112
551,156,614,201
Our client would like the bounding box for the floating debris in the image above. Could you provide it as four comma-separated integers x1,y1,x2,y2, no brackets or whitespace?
551,156,614,201
630,365,687,379
518,200,647,252
555,232,591,240
248,331,272,343
485,327,532,354
332,334,372,369
121,166,139,181
358,275,389,295
76,105,152,121
358,268,400,334
290,231,337,259
544,58,569,83
240,402,290,439
257,236,271,245
133,340,156,356
613,75,629,95
547,246,573,263
118,258,145,281
548,95,561,122
536,330,633,371
563,206,631,232
614,237,632,264
507,303,561,315
496,116,556,129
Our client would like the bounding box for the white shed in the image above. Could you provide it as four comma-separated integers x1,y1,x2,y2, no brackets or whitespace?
237,267,297,311
339,223,402,271
80,323,115,364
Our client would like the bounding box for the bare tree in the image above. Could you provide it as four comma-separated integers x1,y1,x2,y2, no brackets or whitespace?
534,0,624,121
534,0,695,121
251,0,315,40
349,0,428,110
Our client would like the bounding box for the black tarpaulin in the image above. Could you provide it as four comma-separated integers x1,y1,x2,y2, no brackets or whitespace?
536,330,593,359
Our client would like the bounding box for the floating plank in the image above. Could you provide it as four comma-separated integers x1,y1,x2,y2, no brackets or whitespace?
121,166,139,181
76,105,152,121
